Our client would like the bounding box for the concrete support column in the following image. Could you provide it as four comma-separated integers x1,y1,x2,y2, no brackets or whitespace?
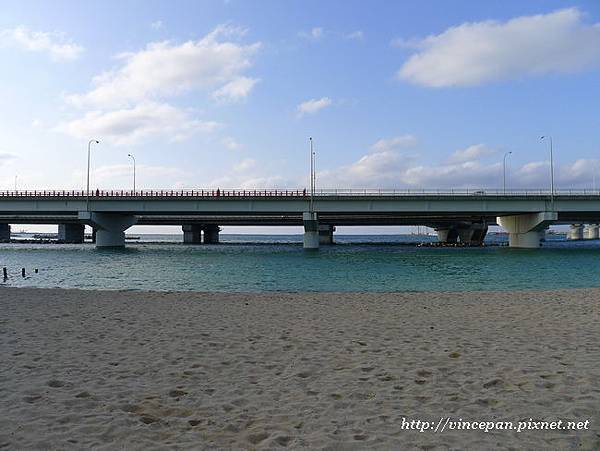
91,228,97,244
78,212,137,248
0,223,10,242
203,225,220,244
497,212,557,248
303,212,319,249
435,227,458,244
182,224,202,244
584,224,600,240
58,223,85,244
457,222,488,246
568,224,584,240
318,224,335,245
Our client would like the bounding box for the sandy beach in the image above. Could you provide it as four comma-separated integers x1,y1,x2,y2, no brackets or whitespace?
1,287,599,450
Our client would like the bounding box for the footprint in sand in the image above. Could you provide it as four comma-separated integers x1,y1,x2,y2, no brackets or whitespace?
47,379,65,388
168,389,188,398
75,391,92,398
483,379,503,389
247,431,270,445
273,434,292,447
140,416,158,424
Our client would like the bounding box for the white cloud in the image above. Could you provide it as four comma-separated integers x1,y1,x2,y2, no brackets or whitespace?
450,144,496,162
233,158,256,172
150,20,163,30
67,25,261,108
317,135,600,189
370,135,417,152
296,97,332,117
345,30,364,41
56,102,221,146
0,153,17,165
0,26,83,60
299,27,324,40
221,136,242,150
212,76,259,102
397,8,600,87
208,173,293,189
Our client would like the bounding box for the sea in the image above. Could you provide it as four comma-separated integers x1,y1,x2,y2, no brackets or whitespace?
1,233,599,292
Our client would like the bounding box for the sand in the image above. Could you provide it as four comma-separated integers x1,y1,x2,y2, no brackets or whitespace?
0,287,599,450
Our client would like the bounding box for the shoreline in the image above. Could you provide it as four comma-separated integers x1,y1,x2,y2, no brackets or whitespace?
3,285,600,295
2,287,599,449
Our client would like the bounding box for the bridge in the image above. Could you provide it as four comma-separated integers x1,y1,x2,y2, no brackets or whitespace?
0,188,599,248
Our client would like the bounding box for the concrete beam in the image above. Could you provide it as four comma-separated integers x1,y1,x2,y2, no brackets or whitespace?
303,212,319,249
497,212,557,248
58,223,85,244
0,223,10,242
203,225,220,244
318,224,335,245
78,212,137,248
182,224,202,244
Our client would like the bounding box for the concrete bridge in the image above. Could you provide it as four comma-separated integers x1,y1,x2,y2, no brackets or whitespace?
0,188,599,248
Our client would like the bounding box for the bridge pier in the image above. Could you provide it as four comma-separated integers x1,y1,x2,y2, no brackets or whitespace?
457,222,488,246
303,212,319,249
182,224,202,244
584,224,600,240
319,224,335,245
497,212,557,248
568,224,584,240
203,225,220,244
0,223,10,242
436,227,458,244
58,223,85,244
79,212,137,248
182,225,220,244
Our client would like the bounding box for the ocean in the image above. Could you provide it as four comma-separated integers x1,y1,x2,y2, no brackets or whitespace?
1,234,599,292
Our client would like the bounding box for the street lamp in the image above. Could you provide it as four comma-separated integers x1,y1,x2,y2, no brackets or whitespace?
503,151,512,194
127,153,136,193
309,137,315,213
540,136,554,209
87,139,100,210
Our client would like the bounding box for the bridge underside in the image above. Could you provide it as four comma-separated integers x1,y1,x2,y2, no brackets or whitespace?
2,192,600,248
2,212,600,226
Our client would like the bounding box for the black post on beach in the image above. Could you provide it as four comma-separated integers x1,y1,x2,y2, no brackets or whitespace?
2,267,7,279
21,267,25,278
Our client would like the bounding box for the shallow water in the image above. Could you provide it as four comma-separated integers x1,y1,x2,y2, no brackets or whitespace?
1,234,599,292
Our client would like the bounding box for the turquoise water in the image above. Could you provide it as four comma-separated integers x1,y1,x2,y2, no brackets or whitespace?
1,234,599,292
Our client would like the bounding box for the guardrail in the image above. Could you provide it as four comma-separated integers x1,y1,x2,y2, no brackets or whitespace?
0,188,600,198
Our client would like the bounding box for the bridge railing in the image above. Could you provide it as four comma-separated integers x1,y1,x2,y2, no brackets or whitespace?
1,188,600,197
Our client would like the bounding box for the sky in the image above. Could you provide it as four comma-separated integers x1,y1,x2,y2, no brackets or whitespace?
1,0,600,233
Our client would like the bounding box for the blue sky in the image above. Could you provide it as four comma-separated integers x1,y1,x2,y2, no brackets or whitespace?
1,0,600,232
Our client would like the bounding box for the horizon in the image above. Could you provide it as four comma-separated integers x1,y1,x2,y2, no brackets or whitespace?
2,0,600,233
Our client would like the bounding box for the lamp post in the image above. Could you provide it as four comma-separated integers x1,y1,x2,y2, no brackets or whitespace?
127,153,136,193
308,137,315,213
540,136,554,209
86,139,100,210
503,151,512,194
